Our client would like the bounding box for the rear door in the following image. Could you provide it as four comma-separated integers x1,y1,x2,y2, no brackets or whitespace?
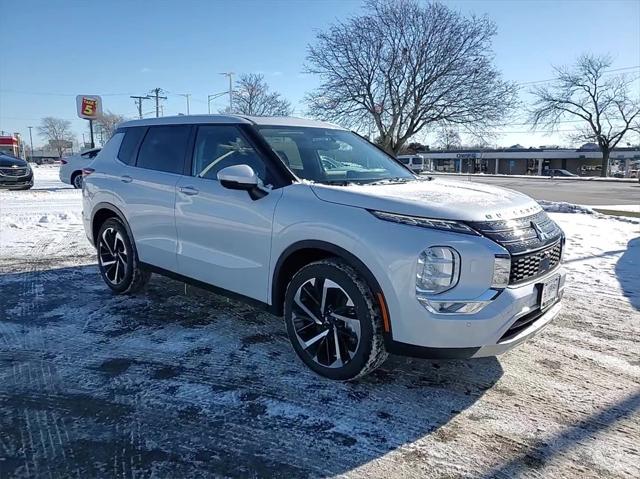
122,125,191,272
175,124,283,302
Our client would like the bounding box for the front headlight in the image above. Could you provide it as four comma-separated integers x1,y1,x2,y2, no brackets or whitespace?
416,246,460,295
370,210,479,235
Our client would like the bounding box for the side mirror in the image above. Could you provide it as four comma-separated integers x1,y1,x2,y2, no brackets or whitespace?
217,164,267,200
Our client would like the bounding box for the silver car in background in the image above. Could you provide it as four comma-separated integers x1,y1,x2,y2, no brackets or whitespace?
59,148,101,188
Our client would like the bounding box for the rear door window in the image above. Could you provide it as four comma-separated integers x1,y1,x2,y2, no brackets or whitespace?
136,126,191,174
117,127,146,165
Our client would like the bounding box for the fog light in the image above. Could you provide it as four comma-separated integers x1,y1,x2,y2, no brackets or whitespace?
417,298,490,314
492,255,511,289
416,246,460,295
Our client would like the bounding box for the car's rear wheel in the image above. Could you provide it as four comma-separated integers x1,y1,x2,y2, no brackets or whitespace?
72,172,83,189
96,218,150,294
284,258,388,380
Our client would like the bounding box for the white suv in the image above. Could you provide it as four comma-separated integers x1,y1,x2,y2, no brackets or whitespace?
82,115,566,380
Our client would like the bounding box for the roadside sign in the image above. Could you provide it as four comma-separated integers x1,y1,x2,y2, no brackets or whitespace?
76,95,102,120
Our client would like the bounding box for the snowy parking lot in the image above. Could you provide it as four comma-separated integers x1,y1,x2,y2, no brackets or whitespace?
0,166,639,478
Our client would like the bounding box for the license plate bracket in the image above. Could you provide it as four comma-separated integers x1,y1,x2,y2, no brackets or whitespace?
540,274,560,310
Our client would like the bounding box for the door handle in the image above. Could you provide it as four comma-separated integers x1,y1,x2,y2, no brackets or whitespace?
179,186,199,196
120,175,132,183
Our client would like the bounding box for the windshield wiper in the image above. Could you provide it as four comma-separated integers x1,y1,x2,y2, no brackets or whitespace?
367,177,415,185
318,179,353,186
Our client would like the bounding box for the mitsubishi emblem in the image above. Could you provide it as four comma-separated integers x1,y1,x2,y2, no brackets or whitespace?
531,221,549,242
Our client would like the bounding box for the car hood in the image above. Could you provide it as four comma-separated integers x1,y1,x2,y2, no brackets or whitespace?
0,156,28,167
310,178,542,221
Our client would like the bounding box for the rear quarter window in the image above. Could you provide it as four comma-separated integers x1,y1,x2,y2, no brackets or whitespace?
117,127,146,165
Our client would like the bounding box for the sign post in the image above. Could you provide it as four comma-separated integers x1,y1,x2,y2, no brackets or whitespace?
76,95,102,148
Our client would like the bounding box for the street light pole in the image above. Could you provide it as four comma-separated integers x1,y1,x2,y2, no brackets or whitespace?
207,91,228,114
179,93,191,115
28,126,34,162
219,72,234,111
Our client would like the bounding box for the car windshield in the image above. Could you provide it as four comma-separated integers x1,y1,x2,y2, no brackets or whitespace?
258,126,414,184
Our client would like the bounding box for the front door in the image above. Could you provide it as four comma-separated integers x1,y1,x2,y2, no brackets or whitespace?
175,124,283,303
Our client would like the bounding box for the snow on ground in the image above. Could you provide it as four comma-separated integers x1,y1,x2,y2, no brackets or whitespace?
0,166,94,270
0,167,639,478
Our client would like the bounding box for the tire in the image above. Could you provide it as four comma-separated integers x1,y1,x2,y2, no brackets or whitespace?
96,217,150,294
72,172,83,189
284,258,388,380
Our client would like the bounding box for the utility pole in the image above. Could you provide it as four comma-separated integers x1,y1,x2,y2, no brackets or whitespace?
178,93,191,115
148,88,167,117
130,95,151,119
27,126,34,162
219,72,234,111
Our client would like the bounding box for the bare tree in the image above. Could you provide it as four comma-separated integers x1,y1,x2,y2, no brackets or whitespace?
38,117,75,158
94,111,125,144
305,0,516,155
435,126,462,150
223,73,293,116
530,54,640,177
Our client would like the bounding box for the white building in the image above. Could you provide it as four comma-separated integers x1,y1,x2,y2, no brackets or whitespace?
419,146,640,177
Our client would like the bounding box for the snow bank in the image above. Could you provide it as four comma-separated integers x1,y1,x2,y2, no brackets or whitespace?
539,200,640,225
538,200,595,214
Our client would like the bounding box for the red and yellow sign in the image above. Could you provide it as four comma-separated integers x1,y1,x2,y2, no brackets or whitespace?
76,95,102,120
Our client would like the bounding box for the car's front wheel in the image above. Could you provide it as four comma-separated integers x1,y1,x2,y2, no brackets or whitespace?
96,218,150,294
284,258,388,380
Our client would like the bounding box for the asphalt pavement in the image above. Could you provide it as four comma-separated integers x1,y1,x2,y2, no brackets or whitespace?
432,174,640,206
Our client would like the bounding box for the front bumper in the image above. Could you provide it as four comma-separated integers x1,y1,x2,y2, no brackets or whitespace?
386,267,566,358
0,173,33,189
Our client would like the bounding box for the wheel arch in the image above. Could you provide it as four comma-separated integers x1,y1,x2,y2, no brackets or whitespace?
271,240,386,318
91,202,134,247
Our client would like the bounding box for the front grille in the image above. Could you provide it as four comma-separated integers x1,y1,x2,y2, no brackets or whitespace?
510,241,562,284
467,210,564,285
468,210,563,255
0,167,28,177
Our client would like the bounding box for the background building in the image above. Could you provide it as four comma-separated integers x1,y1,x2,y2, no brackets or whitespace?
0,133,24,157
420,145,640,177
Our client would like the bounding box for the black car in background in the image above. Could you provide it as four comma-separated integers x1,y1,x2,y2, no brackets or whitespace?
541,168,578,177
0,154,33,190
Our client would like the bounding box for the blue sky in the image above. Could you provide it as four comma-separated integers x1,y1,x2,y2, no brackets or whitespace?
1,0,639,148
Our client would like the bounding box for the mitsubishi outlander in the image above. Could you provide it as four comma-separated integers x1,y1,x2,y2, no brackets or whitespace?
82,115,565,380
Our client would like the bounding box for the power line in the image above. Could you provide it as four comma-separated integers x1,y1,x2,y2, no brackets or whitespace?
130,95,151,119
0,89,135,97
516,65,640,86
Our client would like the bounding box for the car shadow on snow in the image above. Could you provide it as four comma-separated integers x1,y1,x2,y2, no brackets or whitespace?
615,236,640,310
0,264,503,478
